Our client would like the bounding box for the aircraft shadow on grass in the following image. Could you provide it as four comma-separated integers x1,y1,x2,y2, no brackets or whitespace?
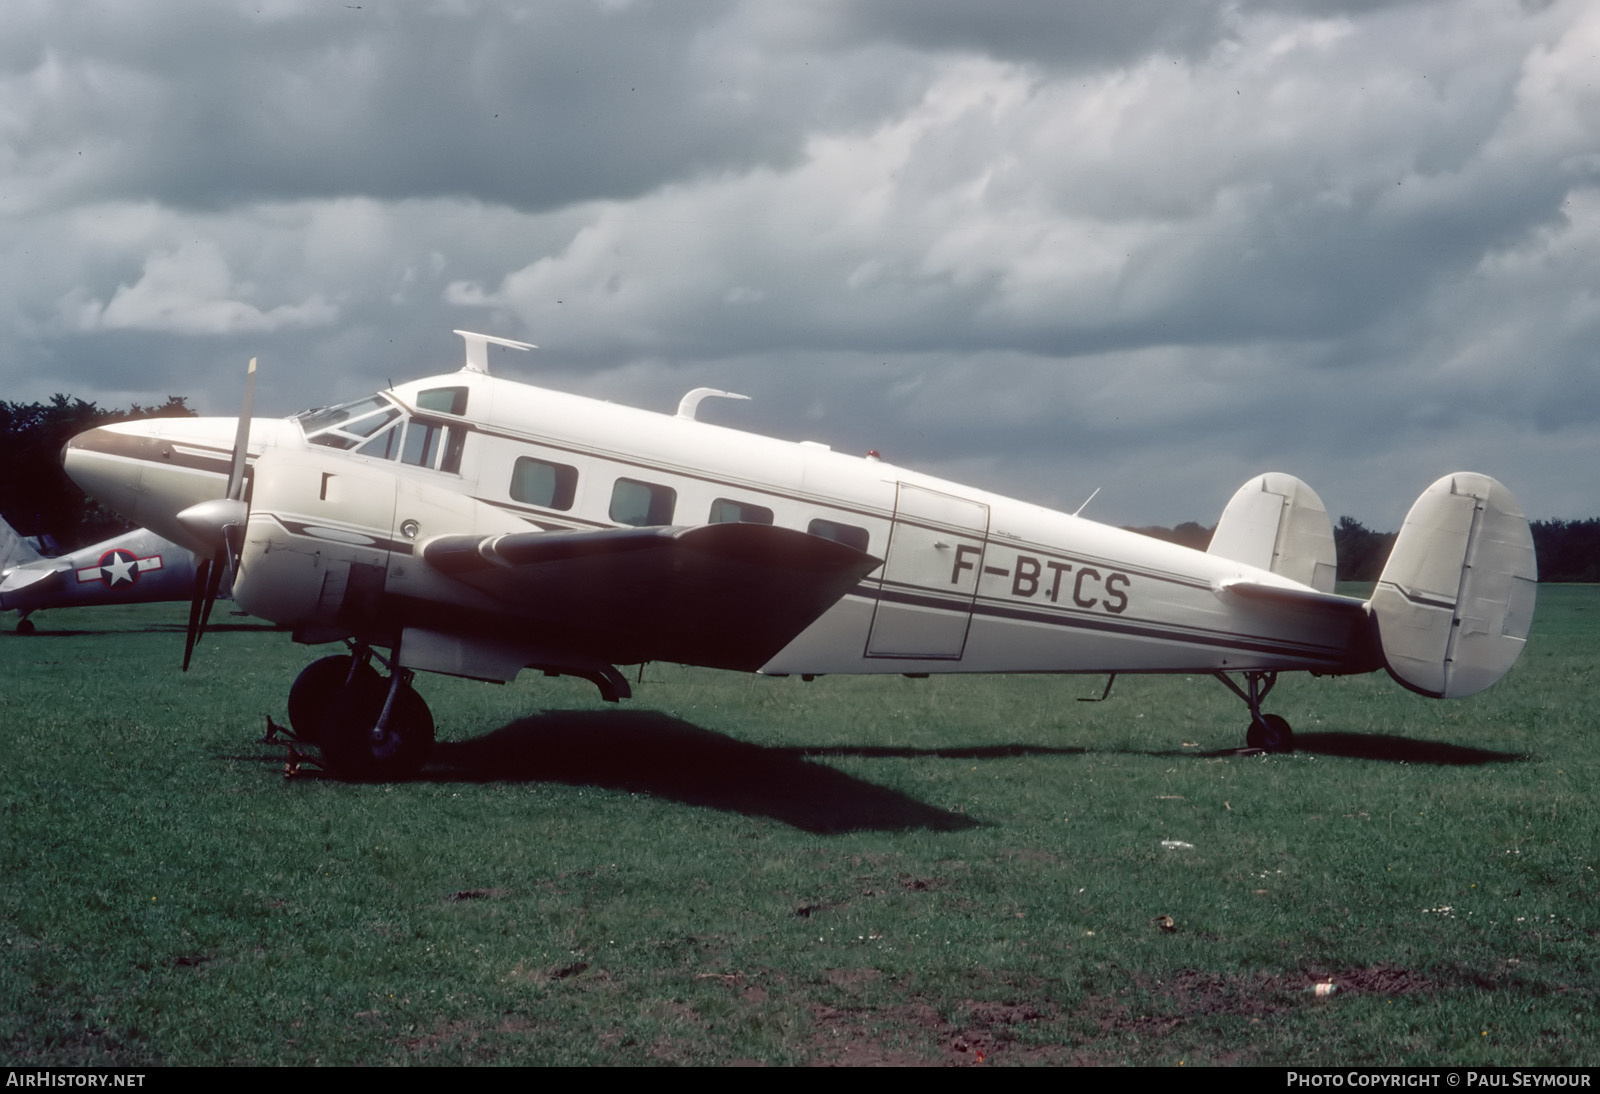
778,731,1523,767
264,713,1522,828
422,709,980,835
7,621,283,638
1152,731,1525,766
1285,731,1526,766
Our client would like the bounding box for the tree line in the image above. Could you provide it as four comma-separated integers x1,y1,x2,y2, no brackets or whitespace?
1129,515,1600,583
0,395,1595,580
0,394,194,551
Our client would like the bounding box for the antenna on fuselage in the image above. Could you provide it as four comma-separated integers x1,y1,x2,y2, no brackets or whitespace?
676,388,751,421
1072,487,1101,517
453,330,536,375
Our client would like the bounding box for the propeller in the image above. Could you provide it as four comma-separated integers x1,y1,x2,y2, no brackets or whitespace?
176,356,256,670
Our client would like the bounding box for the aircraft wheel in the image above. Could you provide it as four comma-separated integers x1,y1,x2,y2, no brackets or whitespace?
1246,713,1294,753
15,617,35,636
319,680,434,782
288,655,379,744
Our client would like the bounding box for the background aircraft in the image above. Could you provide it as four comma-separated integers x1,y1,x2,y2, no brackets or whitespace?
0,516,204,634
61,333,1537,781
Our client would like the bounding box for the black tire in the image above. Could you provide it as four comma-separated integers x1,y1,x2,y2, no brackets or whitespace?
287,655,379,743
1246,713,1294,753
15,617,35,636
318,680,434,782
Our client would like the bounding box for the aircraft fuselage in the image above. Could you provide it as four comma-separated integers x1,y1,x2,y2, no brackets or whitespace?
65,362,1374,683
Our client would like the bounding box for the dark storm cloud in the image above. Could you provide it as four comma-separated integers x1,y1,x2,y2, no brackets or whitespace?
809,0,1234,67
806,0,1437,69
2,0,1596,527
6,1,922,214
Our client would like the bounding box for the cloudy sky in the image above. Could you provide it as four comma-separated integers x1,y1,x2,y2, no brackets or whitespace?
4,0,1596,528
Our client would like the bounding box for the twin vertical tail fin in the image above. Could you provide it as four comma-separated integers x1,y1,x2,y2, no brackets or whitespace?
1208,473,1339,592
1368,473,1537,698
0,516,44,573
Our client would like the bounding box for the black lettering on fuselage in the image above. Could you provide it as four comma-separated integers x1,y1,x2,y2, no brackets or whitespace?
1012,555,1040,597
1104,571,1130,614
1046,560,1072,602
951,543,982,586
982,547,1134,614
1073,567,1101,609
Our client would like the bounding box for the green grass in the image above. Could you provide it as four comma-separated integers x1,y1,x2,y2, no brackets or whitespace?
2,589,1597,1065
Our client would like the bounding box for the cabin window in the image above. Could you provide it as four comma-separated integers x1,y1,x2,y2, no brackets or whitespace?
709,498,774,525
511,457,578,511
808,518,870,552
610,478,676,527
401,420,443,469
416,387,468,415
399,387,470,473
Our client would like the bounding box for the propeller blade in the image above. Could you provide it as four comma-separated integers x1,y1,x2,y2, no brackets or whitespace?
199,549,226,634
181,354,257,671
182,557,211,671
226,357,256,502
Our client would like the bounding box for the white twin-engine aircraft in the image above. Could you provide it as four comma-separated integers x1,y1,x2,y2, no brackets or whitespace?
63,331,1537,780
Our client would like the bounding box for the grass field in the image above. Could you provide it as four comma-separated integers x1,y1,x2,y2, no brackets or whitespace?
3,588,1597,1066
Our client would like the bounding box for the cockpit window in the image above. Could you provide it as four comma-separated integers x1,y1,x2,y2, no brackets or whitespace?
357,425,401,460
296,388,470,473
297,395,402,451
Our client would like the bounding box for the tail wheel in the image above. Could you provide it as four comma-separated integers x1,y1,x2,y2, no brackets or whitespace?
318,677,435,782
1246,713,1294,753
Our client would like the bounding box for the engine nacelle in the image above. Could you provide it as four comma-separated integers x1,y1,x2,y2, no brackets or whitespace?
234,447,532,644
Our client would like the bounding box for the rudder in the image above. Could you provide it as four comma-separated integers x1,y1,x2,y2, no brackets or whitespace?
0,516,43,573
1208,473,1338,592
1369,473,1536,698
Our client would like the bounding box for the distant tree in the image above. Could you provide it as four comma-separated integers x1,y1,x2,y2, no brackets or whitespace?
1125,521,1214,551
0,395,195,551
1530,519,1600,582
1332,516,1395,583
1124,513,1598,584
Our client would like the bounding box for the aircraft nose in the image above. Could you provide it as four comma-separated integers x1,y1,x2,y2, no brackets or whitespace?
63,420,229,551
63,425,151,524
63,413,293,551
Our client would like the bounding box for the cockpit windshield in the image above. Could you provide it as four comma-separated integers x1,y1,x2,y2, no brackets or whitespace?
293,386,470,474
295,395,402,451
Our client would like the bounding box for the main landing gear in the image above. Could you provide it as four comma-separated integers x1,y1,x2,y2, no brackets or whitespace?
286,645,435,780
1213,670,1295,753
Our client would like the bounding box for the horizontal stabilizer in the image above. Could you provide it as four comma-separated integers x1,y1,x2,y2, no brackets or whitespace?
1369,473,1536,698
1214,578,1380,674
1208,473,1337,592
0,563,66,598
1215,577,1365,616
421,523,882,672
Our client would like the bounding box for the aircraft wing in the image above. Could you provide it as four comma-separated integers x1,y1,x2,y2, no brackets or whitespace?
420,523,881,672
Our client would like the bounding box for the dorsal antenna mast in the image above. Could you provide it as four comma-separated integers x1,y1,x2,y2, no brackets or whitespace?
676,388,751,421
453,330,536,375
